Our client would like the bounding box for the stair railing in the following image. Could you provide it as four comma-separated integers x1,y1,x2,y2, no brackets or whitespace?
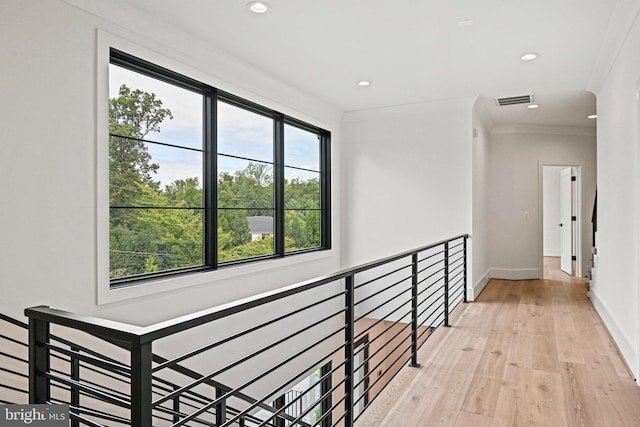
25,234,469,426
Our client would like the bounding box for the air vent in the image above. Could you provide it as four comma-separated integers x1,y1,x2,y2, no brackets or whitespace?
496,95,532,106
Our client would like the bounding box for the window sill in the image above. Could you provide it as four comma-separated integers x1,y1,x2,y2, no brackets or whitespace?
97,249,335,306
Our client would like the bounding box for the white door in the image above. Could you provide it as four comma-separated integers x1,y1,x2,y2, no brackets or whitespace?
560,168,573,275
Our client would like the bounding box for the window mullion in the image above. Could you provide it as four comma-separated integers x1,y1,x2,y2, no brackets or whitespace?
321,131,332,250
274,113,285,256
205,89,217,268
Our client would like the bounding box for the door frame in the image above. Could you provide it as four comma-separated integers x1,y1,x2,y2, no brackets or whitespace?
560,167,574,274
538,162,583,278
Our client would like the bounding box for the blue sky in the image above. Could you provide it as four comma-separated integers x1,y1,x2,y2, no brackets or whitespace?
110,65,320,187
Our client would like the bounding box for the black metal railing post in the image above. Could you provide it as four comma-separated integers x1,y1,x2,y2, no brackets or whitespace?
70,346,80,427
216,387,228,425
444,242,450,327
344,275,355,427
409,253,420,367
28,318,50,404
320,362,332,427
463,237,468,304
130,340,153,426
273,395,285,427
172,386,181,424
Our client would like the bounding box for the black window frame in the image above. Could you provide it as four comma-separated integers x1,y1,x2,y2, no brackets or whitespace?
109,48,331,288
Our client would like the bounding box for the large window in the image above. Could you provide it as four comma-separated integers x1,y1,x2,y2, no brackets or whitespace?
108,49,330,286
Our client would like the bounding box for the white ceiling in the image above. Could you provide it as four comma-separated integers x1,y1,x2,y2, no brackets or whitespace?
118,0,616,128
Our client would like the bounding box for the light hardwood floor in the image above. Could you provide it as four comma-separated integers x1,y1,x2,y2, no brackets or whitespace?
357,258,640,426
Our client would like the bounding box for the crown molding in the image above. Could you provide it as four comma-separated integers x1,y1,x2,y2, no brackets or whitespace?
587,0,640,95
342,97,476,123
491,124,596,137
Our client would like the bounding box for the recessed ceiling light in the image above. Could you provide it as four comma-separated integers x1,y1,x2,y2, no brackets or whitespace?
247,1,269,14
588,114,598,119
357,80,371,87
521,53,538,61
528,104,539,109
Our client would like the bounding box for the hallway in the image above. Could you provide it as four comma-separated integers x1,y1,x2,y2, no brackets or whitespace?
357,259,640,426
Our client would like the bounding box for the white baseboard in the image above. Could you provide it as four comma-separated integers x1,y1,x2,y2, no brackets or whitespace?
489,268,540,281
590,290,639,382
544,249,561,257
471,269,491,300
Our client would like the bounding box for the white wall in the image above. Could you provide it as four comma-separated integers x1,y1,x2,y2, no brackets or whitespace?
487,126,596,280
0,0,342,325
340,99,474,268
587,4,640,381
471,101,492,298
543,166,564,257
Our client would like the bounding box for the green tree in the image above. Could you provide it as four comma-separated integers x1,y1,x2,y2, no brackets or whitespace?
109,84,174,277
109,84,173,219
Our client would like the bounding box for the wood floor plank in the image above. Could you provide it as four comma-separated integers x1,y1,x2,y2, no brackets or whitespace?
528,404,568,427
474,330,512,377
530,369,564,410
560,362,602,427
461,373,502,416
453,411,494,427
519,280,537,305
532,333,560,373
513,302,537,335
492,294,519,333
494,387,530,427
556,333,586,364
533,303,555,336
506,331,533,369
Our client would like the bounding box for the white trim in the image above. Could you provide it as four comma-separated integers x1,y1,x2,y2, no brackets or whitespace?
635,75,640,385
471,268,491,301
587,0,640,95
341,97,476,123
491,124,596,137
590,290,640,383
489,268,540,281
99,250,335,305
473,97,495,133
543,249,561,257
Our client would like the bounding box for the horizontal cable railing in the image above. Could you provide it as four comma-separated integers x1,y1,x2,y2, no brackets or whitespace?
0,314,29,404
24,234,469,426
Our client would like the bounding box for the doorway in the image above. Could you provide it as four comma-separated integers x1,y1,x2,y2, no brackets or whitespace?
352,336,370,420
542,165,581,278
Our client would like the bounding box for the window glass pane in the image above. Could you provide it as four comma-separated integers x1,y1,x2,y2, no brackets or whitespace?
218,209,275,262
109,64,202,150
110,208,203,278
284,124,320,170
110,139,203,208
218,157,274,209
109,62,204,280
218,101,274,163
285,209,321,252
285,168,320,209
284,124,322,252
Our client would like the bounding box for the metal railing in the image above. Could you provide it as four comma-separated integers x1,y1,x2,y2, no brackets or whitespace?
24,234,469,426
0,314,29,404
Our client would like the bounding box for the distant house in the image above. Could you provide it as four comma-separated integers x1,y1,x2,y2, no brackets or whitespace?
247,216,273,241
